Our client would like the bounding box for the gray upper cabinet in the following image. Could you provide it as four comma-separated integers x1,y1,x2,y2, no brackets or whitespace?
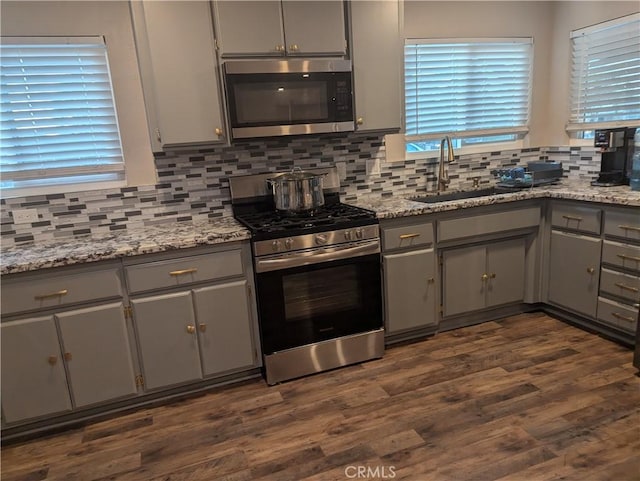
383,248,437,334
443,239,525,317
213,0,346,57
350,0,402,131
547,231,601,318
56,303,137,408
1,317,72,424
131,1,225,149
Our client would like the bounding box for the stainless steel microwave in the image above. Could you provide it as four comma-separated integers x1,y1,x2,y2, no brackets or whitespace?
223,59,354,140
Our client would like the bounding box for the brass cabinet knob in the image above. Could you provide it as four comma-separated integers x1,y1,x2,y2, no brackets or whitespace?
215,127,224,138
64,352,72,361
289,44,299,52
186,325,196,334
275,44,285,52
199,323,207,332
481,274,489,281
427,277,435,284
48,355,58,366
490,273,496,279
356,117,364,126
587,267,595,274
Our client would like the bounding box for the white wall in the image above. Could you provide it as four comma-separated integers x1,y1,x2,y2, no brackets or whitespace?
547,1,639,145
404,1,639,147
0,1,157,187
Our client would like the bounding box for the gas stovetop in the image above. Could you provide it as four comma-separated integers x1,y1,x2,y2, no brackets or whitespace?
233,199,378,241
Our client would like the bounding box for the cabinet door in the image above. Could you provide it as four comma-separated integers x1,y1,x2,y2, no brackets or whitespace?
485,239,525,308
281,1,346,56
134,1,225,148
548,231,601,318
384,248,437,333
56,303,137,408
213,1,284,57
1,317,71,423
351,0,401,131
192,281,255,376
443,245,486,317
132,292,202,390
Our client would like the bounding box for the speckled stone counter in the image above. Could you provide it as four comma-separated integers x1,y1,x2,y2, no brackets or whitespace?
1,217,250,275
352,181,640,219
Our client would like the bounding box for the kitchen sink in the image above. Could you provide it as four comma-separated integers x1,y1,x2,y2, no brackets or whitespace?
411,186,511,204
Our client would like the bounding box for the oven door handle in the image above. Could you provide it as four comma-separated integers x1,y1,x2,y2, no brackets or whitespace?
255,240,380,273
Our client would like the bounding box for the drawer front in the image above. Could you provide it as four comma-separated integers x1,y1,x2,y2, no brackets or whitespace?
126,250,243,294
382,222,434,251
551,203,602,235
599,268,640,304
604,208,640,243
1,268,122,316
602,240,640,274
438,206,540,242
597,297,638,334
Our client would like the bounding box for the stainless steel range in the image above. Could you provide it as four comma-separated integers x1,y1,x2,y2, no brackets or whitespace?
229,167,383,385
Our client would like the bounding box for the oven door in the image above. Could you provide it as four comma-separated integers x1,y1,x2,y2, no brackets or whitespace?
254,243,382,355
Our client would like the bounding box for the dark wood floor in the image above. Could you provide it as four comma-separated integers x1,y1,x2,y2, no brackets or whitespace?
2,313,639,481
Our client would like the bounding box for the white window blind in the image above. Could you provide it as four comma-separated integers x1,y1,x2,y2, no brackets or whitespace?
404,38,533,143
0,37,125,194
567,13,640,132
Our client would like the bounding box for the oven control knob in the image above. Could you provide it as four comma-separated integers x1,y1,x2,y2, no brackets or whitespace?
315,233,328,245
284,238,293,249
344,230,352,241
355,228,364,239
272,240,281,252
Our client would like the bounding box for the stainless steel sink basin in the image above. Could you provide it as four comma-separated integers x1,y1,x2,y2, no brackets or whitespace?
411,187,510,204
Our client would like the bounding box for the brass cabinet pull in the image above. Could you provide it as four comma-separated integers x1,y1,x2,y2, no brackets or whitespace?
490,273,496,279
612,312,635,323
169,268,198,277
618,224,640,232
562,214,583,222
34,289,68,300
64,352,72,361
617,254,640,263
289,44,299,52
199,323,207,332
48,355,58,366
399,233,420,240
215,128,224,137
614,282,639,293
186,325,196,334
356,117,364,126
586,267,595,274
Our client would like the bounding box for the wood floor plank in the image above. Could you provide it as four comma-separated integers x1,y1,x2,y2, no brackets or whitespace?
2,313,638,481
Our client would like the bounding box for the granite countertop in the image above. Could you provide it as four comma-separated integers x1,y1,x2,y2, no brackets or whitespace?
352,181,640,219
2,181,639,275
1,217,251,275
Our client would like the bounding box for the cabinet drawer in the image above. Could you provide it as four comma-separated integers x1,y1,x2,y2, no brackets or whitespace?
382,222,434,251
1,268,122,316
604,208,640,243
126,250,243,293
600,268,640,304
438,206,539,242
597,297,638,334
551,203,601,235
602,240,640,274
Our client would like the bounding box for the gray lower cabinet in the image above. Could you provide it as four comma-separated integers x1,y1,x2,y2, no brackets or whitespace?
547,230,601,318
443,238,525,317
132,280,256,391
1,316,72,423
56,303,137,407
383,248,437,334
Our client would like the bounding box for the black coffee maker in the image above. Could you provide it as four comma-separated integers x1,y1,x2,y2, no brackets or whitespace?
592,127,636,186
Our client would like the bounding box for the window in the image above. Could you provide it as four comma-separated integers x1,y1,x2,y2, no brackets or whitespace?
567,13,640,137
0,37,126,196
404,38,533,153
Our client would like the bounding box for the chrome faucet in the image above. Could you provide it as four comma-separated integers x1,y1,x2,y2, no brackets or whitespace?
437,136,455,192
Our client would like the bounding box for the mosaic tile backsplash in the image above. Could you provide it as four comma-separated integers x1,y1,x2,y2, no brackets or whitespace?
1,131,601,247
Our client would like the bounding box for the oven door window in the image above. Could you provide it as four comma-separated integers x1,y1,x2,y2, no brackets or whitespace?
256,254,382,354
